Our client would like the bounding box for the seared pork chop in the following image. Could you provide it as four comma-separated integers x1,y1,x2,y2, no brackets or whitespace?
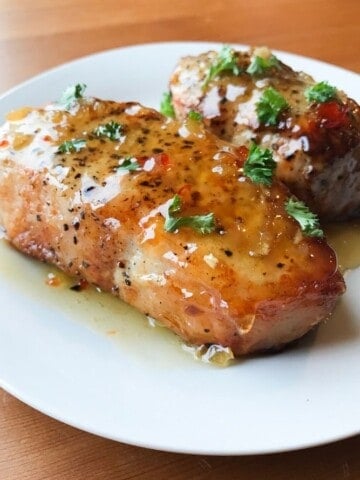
169,46,360,221
0,95,345,355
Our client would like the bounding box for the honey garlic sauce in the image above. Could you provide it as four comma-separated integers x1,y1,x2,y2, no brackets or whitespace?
0,97,345,354
0,238,190,368
170,48,360,222
325,220,360,272
0,98,341,291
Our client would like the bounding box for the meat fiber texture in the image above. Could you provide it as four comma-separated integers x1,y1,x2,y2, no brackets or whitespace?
0,97,345,355
169,46,360,221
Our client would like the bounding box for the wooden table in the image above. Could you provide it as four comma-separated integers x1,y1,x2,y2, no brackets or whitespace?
0,1,359,478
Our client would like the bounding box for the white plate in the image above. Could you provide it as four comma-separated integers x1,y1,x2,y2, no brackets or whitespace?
0,42,359,455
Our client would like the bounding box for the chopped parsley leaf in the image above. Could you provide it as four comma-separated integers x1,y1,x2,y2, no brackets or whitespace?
57,139,86,154
168,193,182,215
187,110,203,121
243,143,276,186
164,195,215,234
285,198,324,237
160,92,176,118
256,87,288,126
203,45,241,89
59,83,86,110
94,121,123,141
118,156,140,172
246,55,279,76
304,81,337,103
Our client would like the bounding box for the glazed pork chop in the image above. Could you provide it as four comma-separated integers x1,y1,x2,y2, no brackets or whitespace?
0,92,345,355
169,46,360,221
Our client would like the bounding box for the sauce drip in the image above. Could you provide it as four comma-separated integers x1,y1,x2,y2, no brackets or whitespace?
0,238,191,368
0,232,357,366
324,220,360,272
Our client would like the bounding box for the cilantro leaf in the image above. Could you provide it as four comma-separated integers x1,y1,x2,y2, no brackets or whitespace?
168,193,182,215
256,87,288,126
57,139,86,154
203,45,241,89
165,213,216,234
164,195,215,234
243,143,276,186
246,55,279,76
304,81,337,103
160,92,176,118
285,198,324,237
94,121,123,141
59,83,87,110
187,110,203,121
118,156,140,172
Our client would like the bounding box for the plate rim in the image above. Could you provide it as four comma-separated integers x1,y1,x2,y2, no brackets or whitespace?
1,40,359,102
0,41,359,456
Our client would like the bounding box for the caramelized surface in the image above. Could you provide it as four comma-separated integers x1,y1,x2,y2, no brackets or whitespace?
0,98,345,354
170,47,360,220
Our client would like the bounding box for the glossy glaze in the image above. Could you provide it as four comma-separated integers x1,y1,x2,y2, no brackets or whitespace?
0,97,345,354
325,220,360,272
170,47,360,220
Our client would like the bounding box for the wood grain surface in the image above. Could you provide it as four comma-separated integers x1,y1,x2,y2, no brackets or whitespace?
0,1,359,479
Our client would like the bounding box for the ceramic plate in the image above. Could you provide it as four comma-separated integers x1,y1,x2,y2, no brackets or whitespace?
0,42,359,455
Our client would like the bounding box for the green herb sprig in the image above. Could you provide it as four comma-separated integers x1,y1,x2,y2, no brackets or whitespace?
304,81,337,103
246,55,279,76
118,156,140,172
243,143,276,186
59,83,87,110
160,92,176,118
187,110,203,121
256,87,288,126
94,121,123,141
164,195,215,234
285,198,324,237
57,139,86,154
203,45,241,89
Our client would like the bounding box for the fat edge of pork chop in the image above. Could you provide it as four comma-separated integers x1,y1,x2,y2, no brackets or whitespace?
169,46,360,221
0,97,345,355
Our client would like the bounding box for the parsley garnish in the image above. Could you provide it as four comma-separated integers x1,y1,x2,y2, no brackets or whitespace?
256,87,288,126
187,110,203,121
57,139,86,154
59,83,86,110
285,198,324,237
164,195,215,234
246,55,279,76
304,81,337,103
118,156,140,172
160,92,175,118
203,45,241,89
94,121,123,141
243,143,276,186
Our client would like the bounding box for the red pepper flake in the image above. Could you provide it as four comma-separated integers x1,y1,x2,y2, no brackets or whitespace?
0,139,9,147
235,145,249,166
316,101,349,129
157,152,170,167
42,135,53,142
136,153,171,170
177,183,192,203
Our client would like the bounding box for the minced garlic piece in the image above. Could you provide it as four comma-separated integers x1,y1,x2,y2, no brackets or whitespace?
203,253,218,269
